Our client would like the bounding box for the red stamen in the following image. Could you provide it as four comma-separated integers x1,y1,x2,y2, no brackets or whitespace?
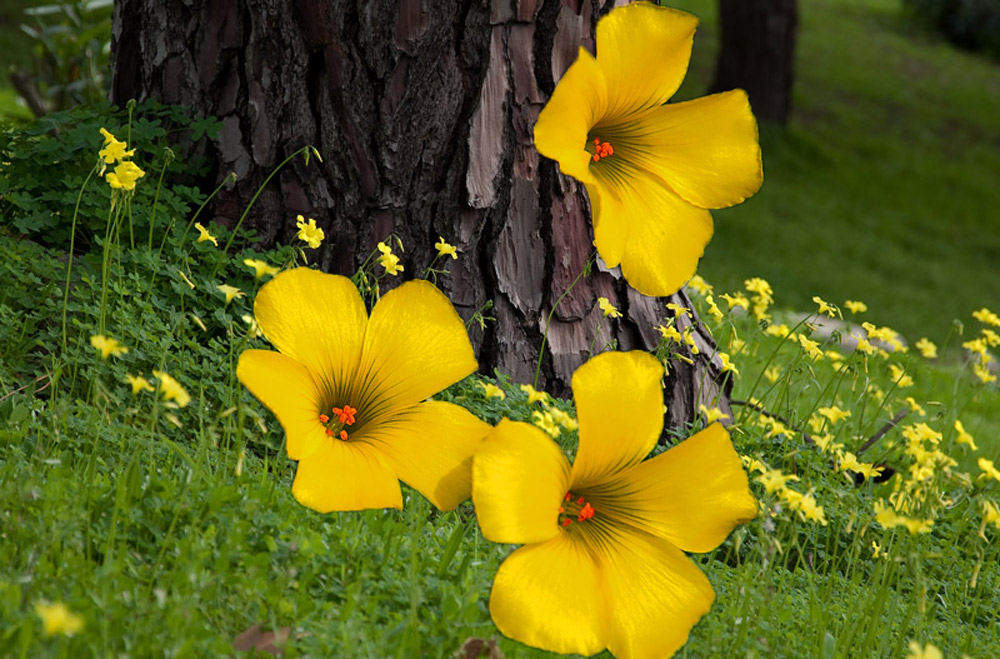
325,429,334,436
577,496,585,505
565,492,571,501
561,519,572,527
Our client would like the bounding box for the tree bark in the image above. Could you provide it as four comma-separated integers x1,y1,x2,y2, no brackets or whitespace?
110,0,731,429
712,0,798,125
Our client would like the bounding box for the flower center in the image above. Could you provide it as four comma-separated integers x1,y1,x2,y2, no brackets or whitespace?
558,491,596,528
319,404,357,441
589,137,615,163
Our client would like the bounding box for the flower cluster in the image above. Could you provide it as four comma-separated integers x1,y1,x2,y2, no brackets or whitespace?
99,127,145,191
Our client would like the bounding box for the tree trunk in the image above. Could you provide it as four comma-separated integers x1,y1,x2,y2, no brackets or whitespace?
712,0,798,125
110,0,731,429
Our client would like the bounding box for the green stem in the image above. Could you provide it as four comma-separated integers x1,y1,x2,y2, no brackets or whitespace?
148,149,174,251
534,253,593,389
61,166,99,351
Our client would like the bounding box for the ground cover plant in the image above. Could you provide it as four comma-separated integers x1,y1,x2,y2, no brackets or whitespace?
2,2,1000,658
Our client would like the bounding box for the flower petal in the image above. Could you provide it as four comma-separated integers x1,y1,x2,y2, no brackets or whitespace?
605,90,762,210
252,269,367,388
365,401,490,511
533,47,607,184
600,527,715,659
571,351,664,489
358,280,478,414
237,349,327,461
600,423,758,553
596,3,699,117
489,534,609,657
586,182,627,268
606,169,713,297
292,439,402,512
473,419,570,544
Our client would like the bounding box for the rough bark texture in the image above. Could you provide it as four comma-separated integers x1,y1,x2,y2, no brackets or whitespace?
712,0,798,125
110,0,731,430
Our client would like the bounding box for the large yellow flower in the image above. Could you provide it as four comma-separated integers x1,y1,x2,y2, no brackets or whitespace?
473,351,757,659
533,3,762,297
237,268,489,512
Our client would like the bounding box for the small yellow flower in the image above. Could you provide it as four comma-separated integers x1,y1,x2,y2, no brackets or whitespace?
241,314,263,339
656,323,683,344
889,363,913,388
295,215,325,249
125,374,154,395
982,500,1000,530
106,160,146,190
744,277,772,298
217,284,246,304
978,457,1000,483
983,328,1000,347
796,493,827,526
519,384,550,405
698,404,729,425
687,275,713,296
377,241,404,276
972,307,1000,327
963,337,991,363
817,406,851,424
435,236,458,260
194,222,218,246
871,541,883,558
243,258,280,281
98,127,135,163
597,296,622,318
665,302,690,318
954,420,978,451
798,334,824,361
765,323,791,339
34,601,84,637
153,370,190,408
906,641,943,659
903,397,926,416
763,365,781,383
812,296,838,318
972,363,996,384
756,468,797,494
718,352,739,375
90,334,128,359
530,409,561,438
915,338,938,359
719,292,749,311
480,381,506,400
813,434,842,454
546,406,579,431
853,334,877,355
178,269,196,289
844,300,867,314
704,295,724,323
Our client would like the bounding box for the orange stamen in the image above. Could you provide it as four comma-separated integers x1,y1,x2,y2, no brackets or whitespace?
577,502,595,522
332,405,357,425
325,429,334,436
319,414,330,423
561,519,572,527
591,137,615,162
339,430,348,441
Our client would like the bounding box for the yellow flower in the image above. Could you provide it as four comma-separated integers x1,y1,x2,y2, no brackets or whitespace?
686,275,713,296
978,458,1000,483
795,493,827,526
798,334,824,361
217,284,245,304
598,296,622,318
812,296,839,318
243,258,280,281
519,384,550,405
963,337,991,363
757,468,798,494
889,363,913,388
903,397,926,416
531,410,562,438
90,334,128,359
704,294,724,323
764,365,781,383
817,406,851,425
295,215,325,249
983,500,1000,529
744,277,772,299
719,292,750,311
377,241,404,276
718,352,739,375
473,351,756,658
547,407,579,431
237,269,488,512
106,160,145,190
194,222,218,246
844,299,868,314
34,601,84,637
972,363,996,384
954,420,978,451
665,302,690,318
98,127,135,163
915,337,938,359
983,328,1000,347
242,314,263,339
153,370,190,408
813,434,842,454
656,323,683,344
480,381,506,400
125,374,154,395
906,641,943,659
532,4,761,297
874,500,932,535
698,404,729,425
972,307,1000,327
765,323,791,338
435,236,458,260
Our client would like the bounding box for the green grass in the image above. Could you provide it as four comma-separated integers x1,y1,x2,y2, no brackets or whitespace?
671,0,1000,345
